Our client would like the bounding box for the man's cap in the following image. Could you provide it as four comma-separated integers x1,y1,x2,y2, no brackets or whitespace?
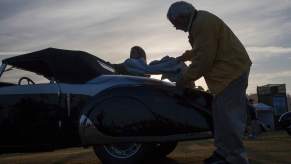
167,1,196,20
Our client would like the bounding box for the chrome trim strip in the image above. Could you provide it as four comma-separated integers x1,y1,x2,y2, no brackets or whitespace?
81,130,212,146
0,64,7,78
278,111,291,122
79,114,96,129
0,84,60,95
66,93,71,117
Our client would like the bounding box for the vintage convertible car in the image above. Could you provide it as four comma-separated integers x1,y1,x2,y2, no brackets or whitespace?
0,48,213,164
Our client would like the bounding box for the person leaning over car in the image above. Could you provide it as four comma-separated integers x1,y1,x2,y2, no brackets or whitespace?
112,46,148,76
167,1,252,164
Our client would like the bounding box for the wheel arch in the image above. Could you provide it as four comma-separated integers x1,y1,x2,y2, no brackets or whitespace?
78,85,213,146
78,85,163,145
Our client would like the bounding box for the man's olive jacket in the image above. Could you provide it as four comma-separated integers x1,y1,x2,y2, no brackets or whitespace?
182,10,252,94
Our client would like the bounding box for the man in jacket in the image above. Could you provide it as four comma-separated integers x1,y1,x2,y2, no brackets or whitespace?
167,1,252,164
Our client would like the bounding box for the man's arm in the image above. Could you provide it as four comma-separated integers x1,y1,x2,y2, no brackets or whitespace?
181,18,220,82
176,50,194,62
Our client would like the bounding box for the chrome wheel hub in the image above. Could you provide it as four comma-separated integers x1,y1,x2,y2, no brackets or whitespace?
104,143,142,159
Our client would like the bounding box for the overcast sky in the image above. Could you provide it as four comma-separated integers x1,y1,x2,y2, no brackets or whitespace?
0,0,291,94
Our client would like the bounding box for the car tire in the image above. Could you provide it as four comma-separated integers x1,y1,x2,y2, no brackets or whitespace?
93,143,152,164
287,127,291,136
152,142,178,159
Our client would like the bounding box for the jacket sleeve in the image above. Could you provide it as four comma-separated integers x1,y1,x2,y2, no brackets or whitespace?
183,18,219,82
178,50,195,61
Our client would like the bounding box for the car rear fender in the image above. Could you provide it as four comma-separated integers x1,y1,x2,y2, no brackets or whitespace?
79,85,213,145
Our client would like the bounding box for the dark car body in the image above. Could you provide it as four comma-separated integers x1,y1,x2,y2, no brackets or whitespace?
279,111,291,135
0,48,113,150
0,48,213,158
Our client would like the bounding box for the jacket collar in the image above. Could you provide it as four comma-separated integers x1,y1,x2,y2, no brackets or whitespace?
187,10,198,33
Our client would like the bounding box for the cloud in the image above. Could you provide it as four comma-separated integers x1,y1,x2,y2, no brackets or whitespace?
247,46,291,54
247,45,291,94
0,0,291,93
0,52,24,56
247,46,291,61
249,70,291,94
0,52,24,63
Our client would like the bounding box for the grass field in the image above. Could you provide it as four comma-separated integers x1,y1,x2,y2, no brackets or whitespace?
0,131,290,164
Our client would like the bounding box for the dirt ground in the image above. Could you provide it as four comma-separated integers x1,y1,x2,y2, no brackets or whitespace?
0,131,290,164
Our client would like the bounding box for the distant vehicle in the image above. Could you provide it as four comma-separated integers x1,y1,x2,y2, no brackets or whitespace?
0,48,213,164
279,111,291,135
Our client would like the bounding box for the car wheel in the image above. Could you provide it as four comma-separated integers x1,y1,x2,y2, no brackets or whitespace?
152,142,178,159
93,143,152,164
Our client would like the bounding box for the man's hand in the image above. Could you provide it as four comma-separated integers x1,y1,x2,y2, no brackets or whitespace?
175,77,195,96
176,76,195,89
176,50,193,62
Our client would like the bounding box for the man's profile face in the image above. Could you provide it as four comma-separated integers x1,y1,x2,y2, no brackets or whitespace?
170,15,188,32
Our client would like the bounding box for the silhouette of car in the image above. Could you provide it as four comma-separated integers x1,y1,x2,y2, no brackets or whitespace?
0,48,213,164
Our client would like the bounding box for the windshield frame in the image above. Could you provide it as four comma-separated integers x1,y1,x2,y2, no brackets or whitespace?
0,63,7,78
97,60,115,73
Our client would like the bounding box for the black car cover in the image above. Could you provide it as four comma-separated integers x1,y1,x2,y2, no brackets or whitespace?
2,48,113,84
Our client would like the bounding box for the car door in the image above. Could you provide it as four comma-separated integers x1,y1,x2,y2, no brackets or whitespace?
0,83,62,147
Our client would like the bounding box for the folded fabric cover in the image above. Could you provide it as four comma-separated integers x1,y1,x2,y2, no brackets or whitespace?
123,56,187,82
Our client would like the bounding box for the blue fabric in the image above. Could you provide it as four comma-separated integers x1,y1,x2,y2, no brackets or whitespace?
123,56,187,82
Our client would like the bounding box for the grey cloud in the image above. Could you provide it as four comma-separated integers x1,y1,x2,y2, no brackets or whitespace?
0,0,42,20
0,0,174,59
247,48,291,93
251,54,291,75
192,0,291,47
1,0,291,93
221,1,291,47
